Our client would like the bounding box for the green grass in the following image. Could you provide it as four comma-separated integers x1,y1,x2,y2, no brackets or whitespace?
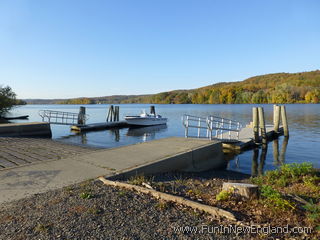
251,162,315,187
250,163,319,211
79,191,94,199
303,201,320,223
303,175,320,191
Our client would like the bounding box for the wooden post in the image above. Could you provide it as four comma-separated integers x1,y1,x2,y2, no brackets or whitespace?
113,106,116,122
77,106,86,125
280,105,289,137
107,105,114,122
273,105,281,134
258,107,267,145
150,106,155,115
252,107,259,143
114,106,119,122
116,106,119,122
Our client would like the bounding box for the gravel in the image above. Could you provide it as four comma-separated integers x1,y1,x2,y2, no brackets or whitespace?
0,179,248,240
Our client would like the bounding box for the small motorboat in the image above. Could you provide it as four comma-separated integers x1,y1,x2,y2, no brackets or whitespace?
125,110,167,126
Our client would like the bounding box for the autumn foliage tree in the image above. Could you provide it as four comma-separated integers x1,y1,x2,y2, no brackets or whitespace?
123,70,320,104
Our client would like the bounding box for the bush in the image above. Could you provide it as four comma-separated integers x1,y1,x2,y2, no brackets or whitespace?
0,86,16,117
216,189,233,201
303,201,320,230
251,163,315,187
280,163,314,178
260,185,295,210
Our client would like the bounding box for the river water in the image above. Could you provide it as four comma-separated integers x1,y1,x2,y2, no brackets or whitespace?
9,104,320,175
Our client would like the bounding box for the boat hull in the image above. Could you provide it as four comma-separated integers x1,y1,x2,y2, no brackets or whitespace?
125,117,167,126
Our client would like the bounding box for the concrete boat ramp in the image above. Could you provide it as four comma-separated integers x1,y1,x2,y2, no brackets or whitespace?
0,137,224,204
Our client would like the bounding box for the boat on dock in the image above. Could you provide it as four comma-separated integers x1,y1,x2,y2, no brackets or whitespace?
125,110,167,126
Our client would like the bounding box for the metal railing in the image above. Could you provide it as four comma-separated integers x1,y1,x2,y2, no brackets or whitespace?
39,110,89,126
182,114,242,142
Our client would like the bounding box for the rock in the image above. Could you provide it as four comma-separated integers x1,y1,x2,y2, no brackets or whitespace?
222,182,259,199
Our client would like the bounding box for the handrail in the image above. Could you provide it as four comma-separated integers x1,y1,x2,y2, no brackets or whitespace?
182,114,242,141
39,110,89,126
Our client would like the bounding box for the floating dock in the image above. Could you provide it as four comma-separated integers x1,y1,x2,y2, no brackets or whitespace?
222,124,284,152
71,121,129,132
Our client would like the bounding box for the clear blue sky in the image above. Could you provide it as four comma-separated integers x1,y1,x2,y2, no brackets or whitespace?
0,0,319,99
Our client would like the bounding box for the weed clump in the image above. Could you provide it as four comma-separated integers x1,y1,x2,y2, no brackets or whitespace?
260,185,295,210
80,191,94,199
128,175,153,186
251,162,316,187
216,188,233,201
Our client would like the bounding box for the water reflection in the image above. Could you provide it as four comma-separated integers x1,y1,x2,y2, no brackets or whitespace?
58,131,88,145
251,148,259,176
111,129,120,142
58,125,167,146
273,139,280,165
258,144,268,176
228,137,289,176
279,137,289,164
126,125,167,142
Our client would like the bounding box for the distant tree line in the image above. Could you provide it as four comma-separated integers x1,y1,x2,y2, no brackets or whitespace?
58,98,93,104
122,70,320,104
53,70,320,105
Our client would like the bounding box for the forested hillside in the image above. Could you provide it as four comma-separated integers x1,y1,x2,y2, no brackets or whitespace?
123,70,320,104
24,70,320,104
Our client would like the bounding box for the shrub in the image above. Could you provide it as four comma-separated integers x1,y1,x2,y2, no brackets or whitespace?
0,86,16,117
280,163,314,179
216,189,233,201
260,185,295,210
303,201,320,224
251,163,315,187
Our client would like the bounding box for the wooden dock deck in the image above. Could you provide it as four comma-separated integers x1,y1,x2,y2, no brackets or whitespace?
222,124,284,152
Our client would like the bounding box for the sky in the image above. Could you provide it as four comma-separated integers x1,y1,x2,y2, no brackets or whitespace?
0,0,319,99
